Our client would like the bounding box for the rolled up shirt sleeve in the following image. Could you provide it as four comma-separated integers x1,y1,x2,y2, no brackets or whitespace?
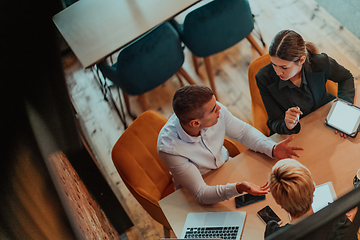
158,151,239,204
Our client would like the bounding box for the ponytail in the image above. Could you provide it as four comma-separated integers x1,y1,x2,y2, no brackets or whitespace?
305,41,319,56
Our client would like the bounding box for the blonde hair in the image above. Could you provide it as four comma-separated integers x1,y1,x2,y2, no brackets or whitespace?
270,159,315,218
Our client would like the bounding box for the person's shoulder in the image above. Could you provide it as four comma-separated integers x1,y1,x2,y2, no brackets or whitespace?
158,114,177,140
308,53,330,70
256,62,277,87
157,114,178,153
256,62,273,78
264,220,281,237
264,221,291,239
310,52,329,61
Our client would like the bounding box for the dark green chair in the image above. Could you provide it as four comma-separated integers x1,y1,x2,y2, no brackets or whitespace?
171,0,266,98
97,21,195,117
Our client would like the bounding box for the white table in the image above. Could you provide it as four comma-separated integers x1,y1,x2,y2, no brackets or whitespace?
53,0,201,68
159,89,360,239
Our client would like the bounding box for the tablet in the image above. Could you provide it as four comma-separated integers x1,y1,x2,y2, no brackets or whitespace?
312,182,336,213
325,98,360,137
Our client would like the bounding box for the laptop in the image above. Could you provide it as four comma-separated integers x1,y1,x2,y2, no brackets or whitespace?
180,211,246,240
312,181,337,213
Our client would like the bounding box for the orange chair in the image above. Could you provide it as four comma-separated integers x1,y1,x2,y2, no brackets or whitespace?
248,53,272,136
111,110,241,237
248,53,338,136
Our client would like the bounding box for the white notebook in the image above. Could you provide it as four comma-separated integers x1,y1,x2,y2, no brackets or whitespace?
312,182,337,213
180,211,246,240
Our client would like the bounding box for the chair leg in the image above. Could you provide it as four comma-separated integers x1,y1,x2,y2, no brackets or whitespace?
138,94,149,111
175,73,185,87
203,56,218,99
246,33,267,56
123,92,131,114
177,67,196,85
163,226,171,238
123,92,138,120
192,54,199,74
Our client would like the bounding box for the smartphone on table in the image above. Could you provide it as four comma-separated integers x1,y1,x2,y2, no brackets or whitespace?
235,193,266,208
257,205,282,224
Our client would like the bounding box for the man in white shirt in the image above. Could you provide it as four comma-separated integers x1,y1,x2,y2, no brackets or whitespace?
157,86,303,204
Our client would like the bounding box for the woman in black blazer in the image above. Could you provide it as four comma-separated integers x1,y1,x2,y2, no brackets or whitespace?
256,30,355,136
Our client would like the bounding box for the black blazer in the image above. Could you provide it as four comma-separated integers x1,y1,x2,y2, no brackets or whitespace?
264,214,354,240
256,53,355,135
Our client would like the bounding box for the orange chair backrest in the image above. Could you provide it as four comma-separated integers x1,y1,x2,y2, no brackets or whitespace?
326,80,338,97
248,53,271,136
248,53,338,137
111,110,173,229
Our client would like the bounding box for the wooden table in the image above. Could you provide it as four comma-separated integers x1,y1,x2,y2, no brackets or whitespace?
159,91,360,239
53,0,200,68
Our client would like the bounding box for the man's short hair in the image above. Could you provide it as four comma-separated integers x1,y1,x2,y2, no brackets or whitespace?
172,85,214,125
270,159,315,218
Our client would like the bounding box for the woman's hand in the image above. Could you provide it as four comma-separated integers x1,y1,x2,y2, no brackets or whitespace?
335,130,347,139
236,181,270,195
285,106,303,130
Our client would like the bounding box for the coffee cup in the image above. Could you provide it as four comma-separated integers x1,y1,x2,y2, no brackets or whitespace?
353,168,360,188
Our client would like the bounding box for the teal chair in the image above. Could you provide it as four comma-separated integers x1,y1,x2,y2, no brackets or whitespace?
171,0,266,98
97,22,195,117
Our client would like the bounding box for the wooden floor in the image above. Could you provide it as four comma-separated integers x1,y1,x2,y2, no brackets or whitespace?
63,0,360,239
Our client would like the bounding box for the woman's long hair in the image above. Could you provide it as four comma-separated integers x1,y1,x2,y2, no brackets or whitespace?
269,30,319,64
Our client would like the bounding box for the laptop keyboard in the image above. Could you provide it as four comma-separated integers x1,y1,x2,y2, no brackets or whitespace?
184,226,239,240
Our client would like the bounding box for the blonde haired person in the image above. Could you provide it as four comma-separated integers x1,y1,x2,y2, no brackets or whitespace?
265,159,354,239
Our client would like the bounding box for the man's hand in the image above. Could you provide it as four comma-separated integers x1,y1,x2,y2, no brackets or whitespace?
273,135,304,159
236,181,270,195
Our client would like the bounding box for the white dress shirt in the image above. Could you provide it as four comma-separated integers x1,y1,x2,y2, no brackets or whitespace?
157,102,276,204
